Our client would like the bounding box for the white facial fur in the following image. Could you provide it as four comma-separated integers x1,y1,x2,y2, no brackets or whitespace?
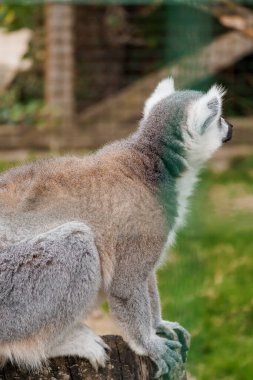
184,84,228,167
143,79,229,169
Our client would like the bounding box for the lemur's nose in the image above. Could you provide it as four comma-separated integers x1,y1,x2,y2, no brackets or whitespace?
222,120,233,143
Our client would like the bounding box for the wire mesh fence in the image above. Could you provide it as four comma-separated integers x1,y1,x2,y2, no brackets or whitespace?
0,1,252,148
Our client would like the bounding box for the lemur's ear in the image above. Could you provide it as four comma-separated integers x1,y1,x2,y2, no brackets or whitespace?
188,85,226,134
143,77,175,120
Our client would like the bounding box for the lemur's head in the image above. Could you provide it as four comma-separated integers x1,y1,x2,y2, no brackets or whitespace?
142,77,233,168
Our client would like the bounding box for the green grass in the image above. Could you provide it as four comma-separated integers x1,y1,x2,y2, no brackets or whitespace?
0,160,17,172
1,154,253,379
158,155,253,380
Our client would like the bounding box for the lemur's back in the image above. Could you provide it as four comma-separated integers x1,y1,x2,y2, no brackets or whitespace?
0,147,166,254
0,155,98,214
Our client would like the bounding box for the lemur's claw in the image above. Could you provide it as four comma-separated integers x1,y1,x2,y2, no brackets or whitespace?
173,326,189,363
156,321,190,363
152,336,182,379
154,358,168,379
154,351,184,380
156,325,176,340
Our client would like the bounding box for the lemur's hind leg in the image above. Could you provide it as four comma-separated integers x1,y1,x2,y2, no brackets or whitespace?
48,323,109,370
0,221,104,369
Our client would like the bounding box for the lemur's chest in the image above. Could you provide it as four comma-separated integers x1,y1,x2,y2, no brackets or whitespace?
174,169,198,229
159,169,198,262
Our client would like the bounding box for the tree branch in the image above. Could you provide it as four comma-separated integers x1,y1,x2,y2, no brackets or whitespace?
201,0,253,39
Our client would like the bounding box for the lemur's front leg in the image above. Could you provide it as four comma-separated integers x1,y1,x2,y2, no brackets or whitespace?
148,272,191,363
108,279,182,378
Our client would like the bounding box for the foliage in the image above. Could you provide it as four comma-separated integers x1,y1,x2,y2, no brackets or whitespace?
158,155,253,380
0,3,42,31
0,3,44,127
0,89,46,127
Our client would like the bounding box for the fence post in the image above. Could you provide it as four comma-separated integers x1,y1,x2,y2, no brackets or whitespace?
45,3,75,147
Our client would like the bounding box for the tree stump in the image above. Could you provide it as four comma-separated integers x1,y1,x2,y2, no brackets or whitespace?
0,336,187,380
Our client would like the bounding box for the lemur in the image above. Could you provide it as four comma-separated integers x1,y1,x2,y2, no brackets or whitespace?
0,78,232,378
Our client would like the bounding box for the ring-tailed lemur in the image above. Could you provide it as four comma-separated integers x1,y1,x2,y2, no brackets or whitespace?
0,78,232,378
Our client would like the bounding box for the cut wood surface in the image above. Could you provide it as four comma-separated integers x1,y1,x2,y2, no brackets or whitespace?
0,336,187,380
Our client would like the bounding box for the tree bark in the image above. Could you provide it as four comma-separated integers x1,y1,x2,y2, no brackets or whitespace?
0,336,187,380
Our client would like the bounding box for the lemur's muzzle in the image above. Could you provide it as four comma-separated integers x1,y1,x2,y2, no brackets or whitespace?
222,120,233,143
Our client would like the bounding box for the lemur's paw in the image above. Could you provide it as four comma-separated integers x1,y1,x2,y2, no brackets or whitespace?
67,331,110,371
85,336,110,371
156,321,190,363
148,336,182,379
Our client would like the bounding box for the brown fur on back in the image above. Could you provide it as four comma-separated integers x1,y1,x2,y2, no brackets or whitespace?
0,147,167,288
